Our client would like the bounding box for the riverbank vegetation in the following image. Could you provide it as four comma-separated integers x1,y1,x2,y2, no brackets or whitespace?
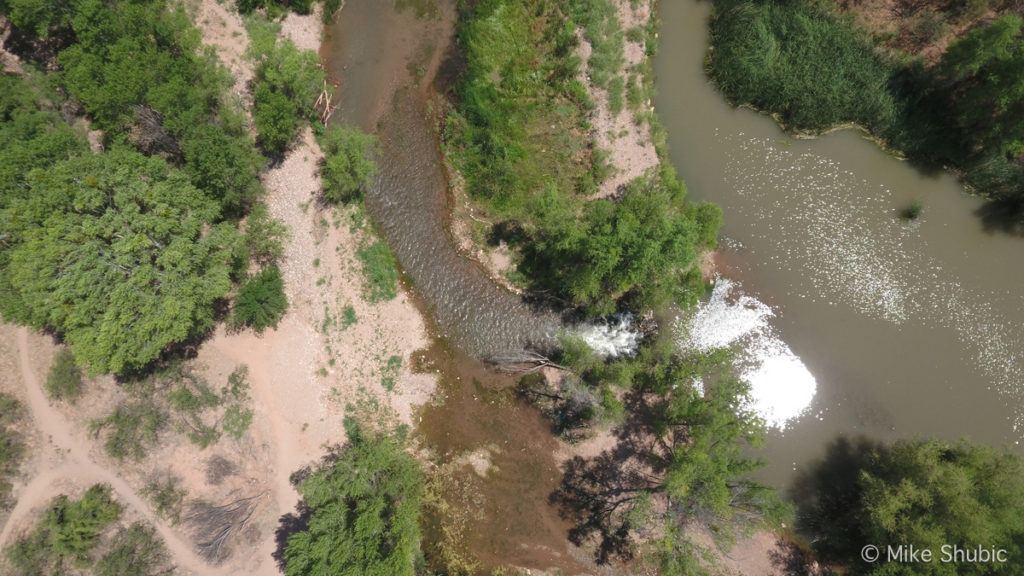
706,0,1024,217
445,0,720,316
793,437,1024,573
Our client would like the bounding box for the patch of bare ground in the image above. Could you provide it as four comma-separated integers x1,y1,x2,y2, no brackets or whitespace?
580,0,659,199
280,6,323,52
0,16,24,74
0,326,222,575
193,0,253,104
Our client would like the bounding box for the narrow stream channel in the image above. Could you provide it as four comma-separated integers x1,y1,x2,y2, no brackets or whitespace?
322,2,607,573
655,0,1024,486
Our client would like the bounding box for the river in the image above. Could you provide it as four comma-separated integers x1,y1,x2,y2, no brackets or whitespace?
655,0,1024,485
319,0,1024,571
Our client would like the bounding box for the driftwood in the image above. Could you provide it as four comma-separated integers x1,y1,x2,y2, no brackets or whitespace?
313,79,336,124
487,350,568,374
184,490,266,564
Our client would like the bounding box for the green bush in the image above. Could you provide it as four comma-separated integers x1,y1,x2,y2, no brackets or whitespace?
319,125,377,203
90,401,168,462
356,241,400,303
0,393,25,511
250,34,324,156
46,347,83,403
569,0,625,89
6,484,122,573
232,266,289,332
94,522,173,576
283,427,425,576
142,474,187,524
244,203,289,266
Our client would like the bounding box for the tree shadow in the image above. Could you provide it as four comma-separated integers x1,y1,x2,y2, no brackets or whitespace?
549,390,669,564
272,504,311,571
975,197,1024,237
788,436,888,566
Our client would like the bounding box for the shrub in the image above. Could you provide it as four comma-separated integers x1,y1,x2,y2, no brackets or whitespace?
6,484,122,573
232,266,289,332
143,474,187,524
90,401,168,461
356,241,399,302
250,34,324,156
244,203,288,266
283,427,425,576
46,347,83,403
319,125,377,203
0,393,25,511
707,0,897,132
94,522,174,576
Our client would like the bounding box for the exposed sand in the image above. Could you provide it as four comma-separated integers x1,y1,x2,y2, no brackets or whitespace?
579,0,659,199
0,16,23,74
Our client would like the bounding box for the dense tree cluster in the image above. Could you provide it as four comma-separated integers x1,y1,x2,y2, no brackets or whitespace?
283,427,425,576
319,124,377,204
3,150,239,374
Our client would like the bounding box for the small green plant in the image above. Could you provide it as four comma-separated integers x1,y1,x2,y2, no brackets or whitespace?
341,304,358,329
245,203,288,266
0,393,25,511
380,355,403,392
46,347,83,403
233,266,289,332
356,240,400,302
143,473,187,524
90,402,168,461
900,200,924,220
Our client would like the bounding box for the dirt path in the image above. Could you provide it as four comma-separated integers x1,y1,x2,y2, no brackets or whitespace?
0,328,219,575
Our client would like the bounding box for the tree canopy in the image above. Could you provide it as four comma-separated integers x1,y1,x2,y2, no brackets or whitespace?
3,149,239,374
284,428,425,576
795,437,1024,575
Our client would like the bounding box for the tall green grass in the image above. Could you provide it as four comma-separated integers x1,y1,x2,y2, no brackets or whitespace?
708,0,898,133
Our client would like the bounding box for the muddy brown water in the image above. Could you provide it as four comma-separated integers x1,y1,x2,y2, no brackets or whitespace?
655,0,1024,486
322,2,598,573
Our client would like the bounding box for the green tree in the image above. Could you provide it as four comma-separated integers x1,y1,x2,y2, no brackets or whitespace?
232,266,288,332
525,168,711,315
319,125,377,203
2,149,239,374
251,35,324,156
796,438,1024,575
283,428,425,576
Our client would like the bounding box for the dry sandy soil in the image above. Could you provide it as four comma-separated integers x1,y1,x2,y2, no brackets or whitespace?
579,0,659,199
0,3,436,575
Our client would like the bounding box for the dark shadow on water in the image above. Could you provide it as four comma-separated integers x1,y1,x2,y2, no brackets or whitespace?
975,197,1024,237
788,436,888,569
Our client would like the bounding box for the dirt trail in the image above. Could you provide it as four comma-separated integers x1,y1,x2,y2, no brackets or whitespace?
0,328,218,575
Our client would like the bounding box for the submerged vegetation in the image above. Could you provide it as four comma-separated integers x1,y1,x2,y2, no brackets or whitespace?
707,0,1024,211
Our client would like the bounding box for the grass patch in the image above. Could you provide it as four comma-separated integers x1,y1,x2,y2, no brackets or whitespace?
356,240,400,303
0,393,25,511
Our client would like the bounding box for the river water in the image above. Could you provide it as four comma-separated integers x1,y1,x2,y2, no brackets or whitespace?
655,0,1024,485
